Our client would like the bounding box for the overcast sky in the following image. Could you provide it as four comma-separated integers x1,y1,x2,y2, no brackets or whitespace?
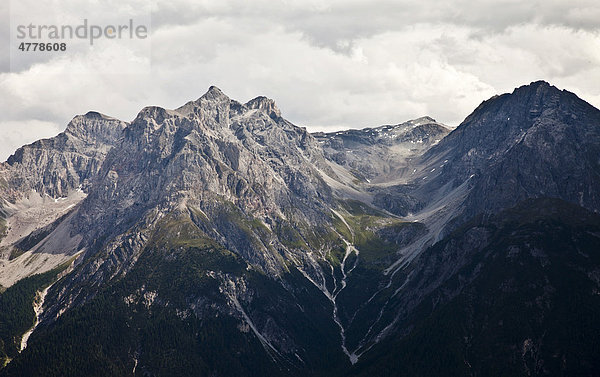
1,0,599,161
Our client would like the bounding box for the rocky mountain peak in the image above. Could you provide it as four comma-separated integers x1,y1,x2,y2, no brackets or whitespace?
407,116,438,125
467,80,582,127
66,87,336,279
413,80,600,229
314,116,450,183
2,112,127,199
201,85,229,101
64,112,127,145
519,79,551,90
173,86,237,120
428,81,596,161
245,96,282,120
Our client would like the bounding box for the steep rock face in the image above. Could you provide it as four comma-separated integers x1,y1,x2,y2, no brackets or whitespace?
3,216,349,376
24,88,441,376
316,82,600,363
245,96,282,120
371,81,600,231
421,81,600,219
67,87,337,282
2,112,127,200
355,84,600,346
1,88,379,376
0,113,127,287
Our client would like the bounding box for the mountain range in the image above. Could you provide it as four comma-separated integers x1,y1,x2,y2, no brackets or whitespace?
0,81,599,376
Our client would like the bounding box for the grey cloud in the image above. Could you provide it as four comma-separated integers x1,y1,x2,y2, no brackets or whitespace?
149,0,600,51
5,0,152,73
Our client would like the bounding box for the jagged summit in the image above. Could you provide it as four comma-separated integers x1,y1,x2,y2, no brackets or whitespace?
520,79,552,89
201,85,229,101
64,112,127,144
82,111,116,120
3,112,127,199
173,86,232,116
245,96,282,120
409,115,437,124
474,80,594,122
374,116,446,132
314,116,445,136
463,81,564,123
462,81,594,139
66,83,335,278
175,86,282,123
510,80,570,96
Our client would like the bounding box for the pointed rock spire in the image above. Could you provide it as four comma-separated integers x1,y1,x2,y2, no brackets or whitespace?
200,85,229,101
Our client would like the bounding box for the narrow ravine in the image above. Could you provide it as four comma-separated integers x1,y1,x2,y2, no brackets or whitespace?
345,186,471,357
349,271,414,359
297,236,360,363
18,254,81,354
331,241,360,364
19,282,54,352
329,210,360,364
301,209,407,365
328,209,419,364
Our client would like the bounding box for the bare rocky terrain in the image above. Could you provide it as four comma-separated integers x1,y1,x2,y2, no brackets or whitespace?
1,81,599,376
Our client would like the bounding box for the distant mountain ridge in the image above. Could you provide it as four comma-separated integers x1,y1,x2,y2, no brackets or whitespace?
314,116,450,183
